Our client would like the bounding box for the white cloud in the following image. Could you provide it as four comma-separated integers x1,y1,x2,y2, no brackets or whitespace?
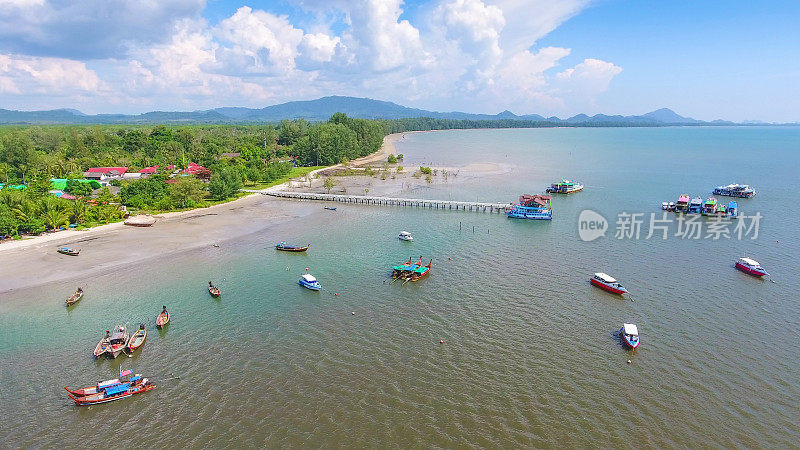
435,0,505,64
555,58,623,109
0,53,102,95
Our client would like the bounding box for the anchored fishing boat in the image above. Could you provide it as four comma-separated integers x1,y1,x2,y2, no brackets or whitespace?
65,287,83,307
107,326,130,358
687,197,703,214
546,179,583,194
156,306,170,328
715,203,728,217
590,273,628,295
735,257,768,277
727,201,738,218
676,195,690,212
208,281,221,297
702,197,718,216
57,247,80,256
126,324,147,352
299,270,321,291
713,184,756,198
65,370,154,406
409,259,432,282
620,323,640,349
93,330,111,358
275,242,310,252
391,258,417,279
398,231,413,241
65,374,124,397
507,194,552,220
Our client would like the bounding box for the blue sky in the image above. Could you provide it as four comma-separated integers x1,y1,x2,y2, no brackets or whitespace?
0,0,797,121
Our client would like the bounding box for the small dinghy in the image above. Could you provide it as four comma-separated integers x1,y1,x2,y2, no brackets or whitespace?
65,287,83,307
126,324,147,352
93,330,111,358
590,273,629,295
57,247,80,256
299,269,321,291
735,257,768,277
208,281,221,297
275,242,310,252
621,323,640,349
156,306,170,328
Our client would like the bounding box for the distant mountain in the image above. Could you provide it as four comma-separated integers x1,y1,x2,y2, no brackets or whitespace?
0,96,766,125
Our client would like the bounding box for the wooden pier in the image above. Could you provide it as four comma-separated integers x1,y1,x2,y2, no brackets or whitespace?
264,191,511,213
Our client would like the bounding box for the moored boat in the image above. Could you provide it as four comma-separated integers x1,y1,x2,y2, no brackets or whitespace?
391,258,417,279
65,372,154,406
687,197,703,214
735,257,768,277
93,330,111,358
107,326,130,358
702,197,718,216
156,306,170,328
208,281,221,297
57,247,80,256
621,323,640,349
727,201,738,218
713,184,756,198
398,231,413,241
590,272,629,295
324,206,337,211
65,287,83,307
546,179,584,194
409,259,432,282
65,369,131,396
275,242,310,252
507,194,552,220
299,270,321,291
676,195,690,212
715,203,727,217
126,324,147,352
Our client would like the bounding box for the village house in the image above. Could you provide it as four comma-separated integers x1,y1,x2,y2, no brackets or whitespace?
83,167,128,184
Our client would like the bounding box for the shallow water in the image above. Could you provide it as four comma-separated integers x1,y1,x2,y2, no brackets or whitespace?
1,127,798,446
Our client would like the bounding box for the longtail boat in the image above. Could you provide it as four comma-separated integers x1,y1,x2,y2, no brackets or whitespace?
57,247,80,256
391,258,415,279
208,281,221,297
275,242,310,252
93,330,111,358
409,259,433,282
65,369,131,396
126,324,147,352
65,371,154,406
107,326,130,358
65,288,83,307
156,306,170,328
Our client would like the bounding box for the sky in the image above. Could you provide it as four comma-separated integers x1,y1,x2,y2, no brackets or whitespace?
0,0,798,122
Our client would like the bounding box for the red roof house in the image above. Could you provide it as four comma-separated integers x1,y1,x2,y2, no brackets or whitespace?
139,165,159,174
84,167,128,181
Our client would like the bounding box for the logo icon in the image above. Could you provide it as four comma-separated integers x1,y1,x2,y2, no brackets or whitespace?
578,210,608,241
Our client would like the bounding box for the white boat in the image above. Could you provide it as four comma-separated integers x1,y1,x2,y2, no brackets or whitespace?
299,272,321,291
621,323,640,349
398,231,413,241
661,202,669,210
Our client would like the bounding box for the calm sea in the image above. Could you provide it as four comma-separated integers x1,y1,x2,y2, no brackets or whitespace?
1,127,798,447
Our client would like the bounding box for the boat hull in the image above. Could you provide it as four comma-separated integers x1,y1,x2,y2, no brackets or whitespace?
276,245,309,252
735,262,767,277
622,335,639,349
299,280,321,291
590,278,627,295
66,384,155,406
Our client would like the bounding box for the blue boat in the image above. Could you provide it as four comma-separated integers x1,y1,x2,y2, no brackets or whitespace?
713,184,756,198
687,196,703,214
299,271,321,291
507,194,552,220
727,201,738,218
621,323,639,349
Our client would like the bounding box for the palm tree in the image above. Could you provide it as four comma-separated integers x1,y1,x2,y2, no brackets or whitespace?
43,207,69,230
70,200,89,224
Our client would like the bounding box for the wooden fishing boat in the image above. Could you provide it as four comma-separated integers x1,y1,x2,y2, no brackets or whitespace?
65,371,128,396
391,258,416,279
93,330,111,358
126,324,147,352
107,326,130,358
65,288,83,307
409,259,432,282
208,281,221,297
57,247,80,256
275,242,310,252
65,373,154,406
156,306,170,328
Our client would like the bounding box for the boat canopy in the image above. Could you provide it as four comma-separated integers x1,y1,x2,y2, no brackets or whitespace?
678,195,690,202
739,257,760,266
301,274,317,282
130,375,141,382
399,231,411,236
412,266,428,273
98,379,120,389
119,369,132,377
594,272,617,283
104,382,130,396
623,323,639,336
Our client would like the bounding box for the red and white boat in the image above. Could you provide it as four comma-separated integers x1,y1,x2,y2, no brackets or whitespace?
590,272,628,295
735,257,768,277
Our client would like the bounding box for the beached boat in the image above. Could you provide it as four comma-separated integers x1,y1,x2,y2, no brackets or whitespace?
156,306,170,328
93,330,111,358
324,206,337,211
546,179,584,194
208,281,221,297
124,215,156,227
735,257,768,277
506,194,552,220
409,259,432,282
275,242,310,252
621,323,640,349
727,201,738,218
676,195,690,212
713,184,756,198
65,288,83,307
590,273,629,295
702,197,718,216
65,373,154,406
107,326,130,358
398,231,413,241
126,324,147,352
299,271,321,291
57,247,80,256
687,197,703,214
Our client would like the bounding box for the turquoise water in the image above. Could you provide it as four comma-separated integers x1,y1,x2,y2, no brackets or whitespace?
1,127,799,446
